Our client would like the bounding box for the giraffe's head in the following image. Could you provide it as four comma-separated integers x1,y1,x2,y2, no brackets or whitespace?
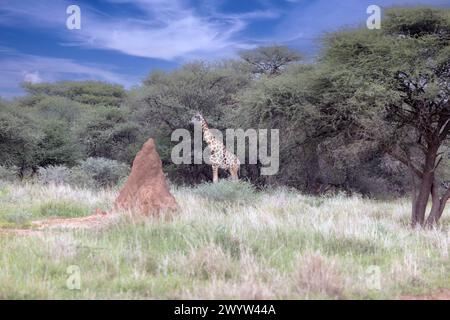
190,112,205,125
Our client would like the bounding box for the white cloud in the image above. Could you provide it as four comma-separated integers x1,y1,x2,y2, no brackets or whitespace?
0,53,135,99
0,0,278,61
77,0,279,60
23,71,43,84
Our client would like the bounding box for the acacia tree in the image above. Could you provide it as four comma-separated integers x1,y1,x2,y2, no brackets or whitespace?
239,45,302,75
318,7,450,226
127,61,252,183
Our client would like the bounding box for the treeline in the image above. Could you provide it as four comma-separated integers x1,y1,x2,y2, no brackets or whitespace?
1,7,450,208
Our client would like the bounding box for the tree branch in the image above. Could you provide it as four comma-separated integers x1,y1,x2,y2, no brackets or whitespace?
387,149,423,179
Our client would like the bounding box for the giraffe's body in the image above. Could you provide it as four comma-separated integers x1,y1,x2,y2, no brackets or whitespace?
191,113,240,183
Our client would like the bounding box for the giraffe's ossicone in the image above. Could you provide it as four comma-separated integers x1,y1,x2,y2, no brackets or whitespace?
190,113,240,183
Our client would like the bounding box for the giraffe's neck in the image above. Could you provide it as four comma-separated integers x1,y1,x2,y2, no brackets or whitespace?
201,120,215,145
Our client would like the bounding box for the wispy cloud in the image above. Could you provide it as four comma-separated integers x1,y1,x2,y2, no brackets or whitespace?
273,0,450,56
1,0,448,99
0,0,278,60
0,52,135,99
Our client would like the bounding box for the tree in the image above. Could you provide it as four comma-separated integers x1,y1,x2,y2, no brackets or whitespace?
317,7,450,226
22,81,126,107
236,64,320,187
36,119,82,167
239,45,302,76
0,104,41,174
15,95,87,168
76,106,141,164
128,61,252,183
236,63,409,195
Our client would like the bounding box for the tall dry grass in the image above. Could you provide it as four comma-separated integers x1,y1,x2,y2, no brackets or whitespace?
0,180,448,299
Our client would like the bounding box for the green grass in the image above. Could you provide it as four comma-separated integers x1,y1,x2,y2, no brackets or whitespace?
0,181,448,299
33,201,91,218
0,182,114,227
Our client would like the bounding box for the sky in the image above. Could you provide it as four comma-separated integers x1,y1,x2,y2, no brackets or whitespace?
0,0,449,99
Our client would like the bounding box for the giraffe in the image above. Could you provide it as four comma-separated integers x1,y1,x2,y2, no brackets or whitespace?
190,112,240,183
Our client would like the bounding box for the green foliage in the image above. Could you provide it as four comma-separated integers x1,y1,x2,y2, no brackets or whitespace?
32,96,89,124
67,167,96,188
383,7,450,37
235,64,322,188
0,104,41,171
36,159,129,188
36,119,82,167
316,8,450,195
0,165,19,182
1,7,448,200
37,165,72,185
128,61,251,184
23,81,126,107
1,96,84,171
132,61,250,131
239,45,302,75
76,157,130,188
76,106,141,163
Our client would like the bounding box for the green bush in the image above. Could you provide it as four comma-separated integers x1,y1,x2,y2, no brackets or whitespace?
0,165,19,182
0,104,41,172
35,158,129,188
23,81,126,107
68,167,96,188
35,119,82,167
4,211,32,226
193,180,257,204
37,165,71,185
76,157,130,188
76,107,140,164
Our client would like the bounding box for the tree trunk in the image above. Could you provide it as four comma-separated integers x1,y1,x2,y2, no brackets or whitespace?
425,181,450,226
412,174,433,227
411,144,438,227
409,168,418,225
427,182,441,226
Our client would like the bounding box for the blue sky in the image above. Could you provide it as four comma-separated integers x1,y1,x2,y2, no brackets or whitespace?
0,0,449,99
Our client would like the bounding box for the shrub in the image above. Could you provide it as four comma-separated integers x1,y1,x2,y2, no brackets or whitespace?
35,158,129,188
68,167,96,188
37,165,71,185
0,165,19,182
193,180,257,204
76,157,129,188
4,211,32,226
76,107,141,164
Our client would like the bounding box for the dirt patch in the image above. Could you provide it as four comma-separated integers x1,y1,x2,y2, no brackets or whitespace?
0,228,44,237
0,211,126,237
115,138,179,216
400,289,450,300
0,210,119,236
31,210,119,230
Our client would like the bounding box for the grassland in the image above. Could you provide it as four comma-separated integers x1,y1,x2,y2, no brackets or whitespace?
0,181,448,299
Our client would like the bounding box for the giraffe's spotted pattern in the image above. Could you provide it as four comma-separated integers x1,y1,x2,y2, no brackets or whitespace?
191,113,240,182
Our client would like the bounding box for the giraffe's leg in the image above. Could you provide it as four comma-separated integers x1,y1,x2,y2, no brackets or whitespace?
229,168,236,181
230,164,239,181
212,165,219,183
